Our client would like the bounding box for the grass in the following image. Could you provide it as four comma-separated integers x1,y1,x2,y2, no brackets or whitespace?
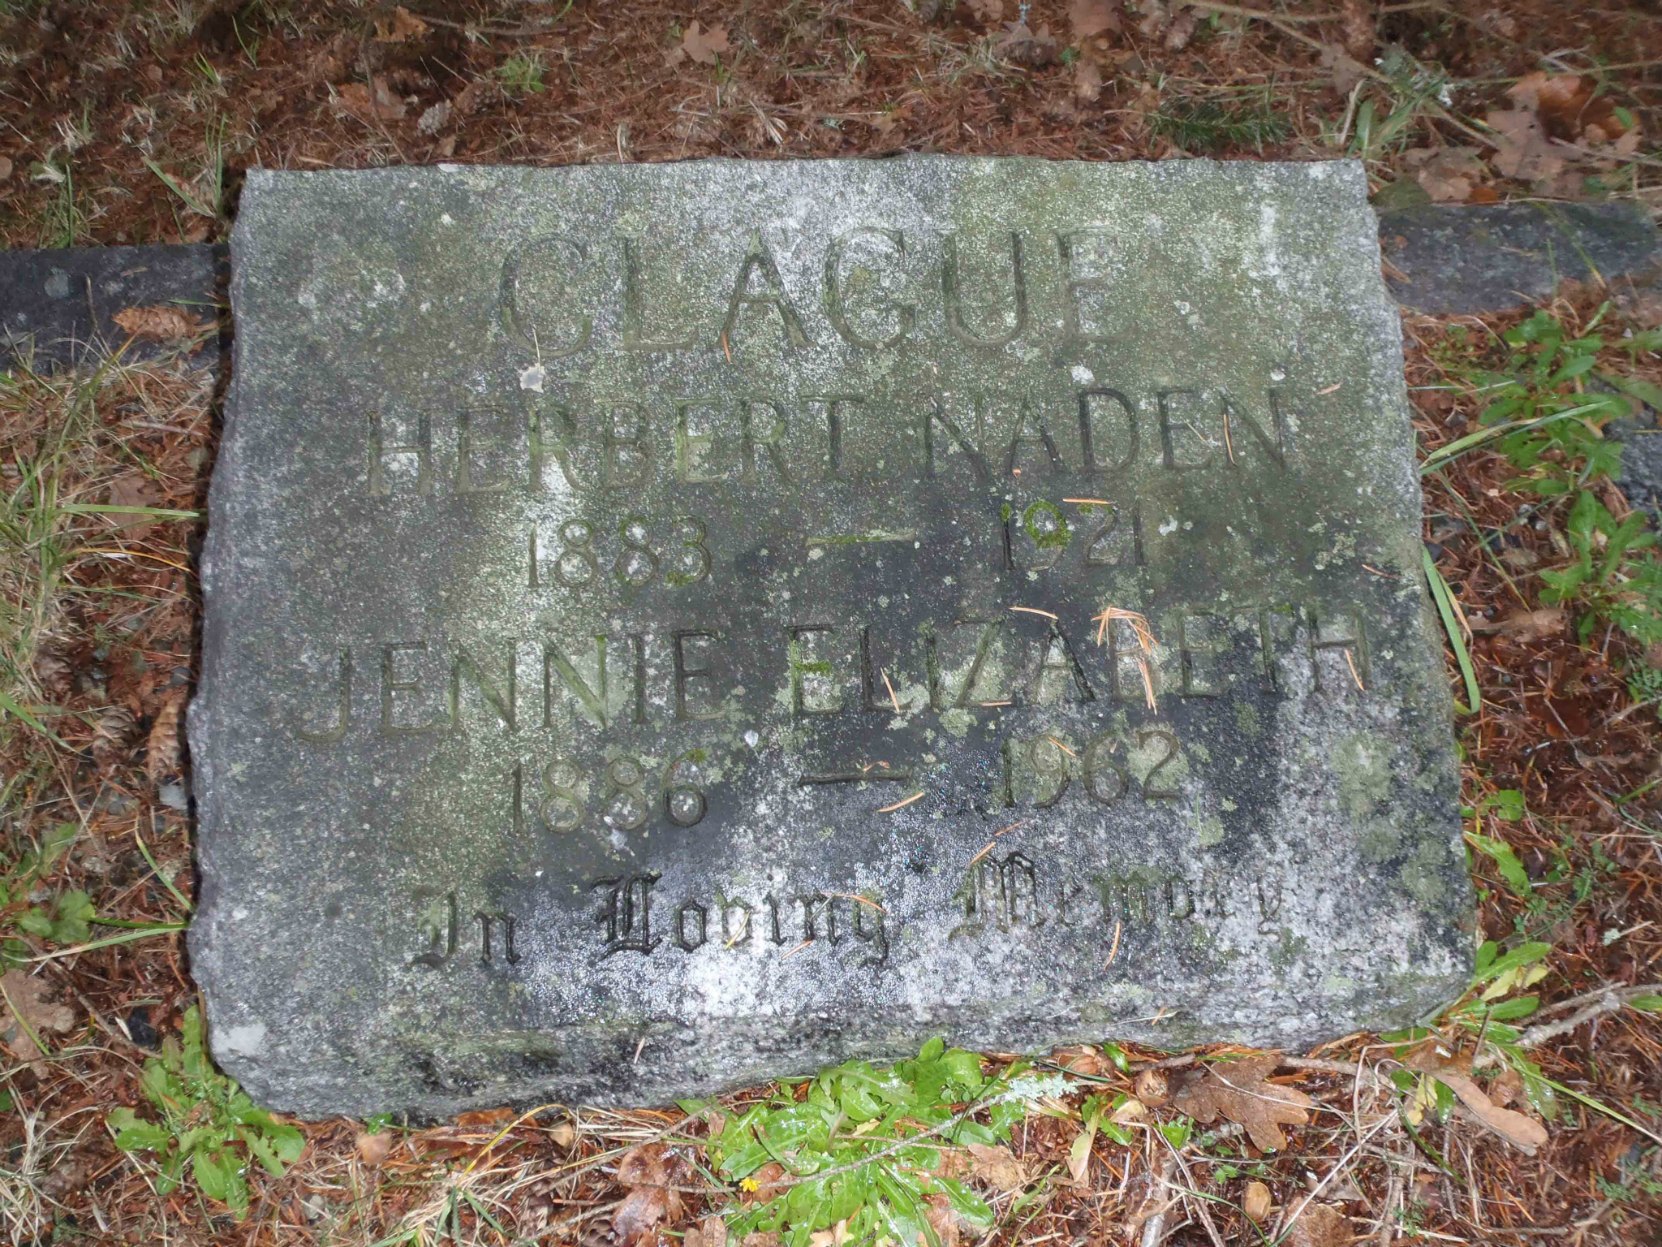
1148,90,1291,153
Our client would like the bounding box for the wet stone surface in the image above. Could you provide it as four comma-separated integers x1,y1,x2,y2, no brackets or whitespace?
191,157,1470,1118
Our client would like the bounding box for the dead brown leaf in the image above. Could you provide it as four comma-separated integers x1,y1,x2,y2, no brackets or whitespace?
1074,58,1104,102
1338,0,1374,63
1133,1066,1170,1107
373,6,428,42
1068,0,1121,40
1441,1068,1549,1153
1170,1054,1313,1151
145,692,185,782
923,1194,960,1247
1284,1201,1353,1247
997,22,1061,68
0,155,13,181
1403,146,1486,203
1320,44,1367,97
1406,1052,1549,1153
1244,1179,1273,1222
356,1130,392,1164
334,77,408,124
105,472,164,538
613,1141,684,1245
1470,608,1568,642
1164,6,1198,52
686,1215,727,1247
683,21,731,66
967,0,1004,22
0,970,76,1065
112,304,209,344
966,1141,1031,1192
1486,108,1570,188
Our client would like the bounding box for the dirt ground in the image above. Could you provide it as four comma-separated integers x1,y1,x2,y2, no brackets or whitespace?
1,3,1661,1246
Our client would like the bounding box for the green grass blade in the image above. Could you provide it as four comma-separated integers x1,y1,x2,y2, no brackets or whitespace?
1423,546,1480,715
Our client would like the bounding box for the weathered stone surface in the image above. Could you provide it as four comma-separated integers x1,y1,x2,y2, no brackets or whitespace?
191,157,1470,1119
1380,201,1660,315
0,243,225,371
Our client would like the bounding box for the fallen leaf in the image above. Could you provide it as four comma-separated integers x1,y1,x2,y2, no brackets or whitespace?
1244,1179,1273,1222
93,704,138,773
997,22,1061,68
105,472,164,537
0,970,76,1065
1470,608,1567,642
1068,0,1121,40
682,21,731,65
145,693,185,783
0,155,13,181
373,5,428,42
923,1195,960,1247
1338,0,1374,63
1163,6,1198,52
1508,72,1615,143
356,1130,392,1164
1320,44,1367,97
1074,57,1104,102
417,100,451,136
967,0,1004,22
1437,1068,1549,1153
1133,1066,1170,1107
1170,1054,1313,1152
450,1107,515,1129
613,1142,684,1246
333,77,408,123
691,1215,728,1247
1402,145,1485,203
966,1141,1030,1192
1486,108,1568,187
1284,1202,1352,1247
112,304,209,344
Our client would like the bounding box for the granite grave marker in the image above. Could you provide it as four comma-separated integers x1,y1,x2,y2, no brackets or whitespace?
191,157,1471,1117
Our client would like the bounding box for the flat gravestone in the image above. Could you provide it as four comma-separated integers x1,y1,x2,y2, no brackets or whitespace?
192,158,1471,1118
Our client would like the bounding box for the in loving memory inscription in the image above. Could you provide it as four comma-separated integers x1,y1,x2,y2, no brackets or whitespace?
191,158,1471,1117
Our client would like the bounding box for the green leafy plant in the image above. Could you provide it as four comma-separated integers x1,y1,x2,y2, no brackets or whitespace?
0,821,83,966
496,52,546,97
1538,489,1661,644
108,1005,304,1220
699,1038,1048,1246
1429,308,1662,668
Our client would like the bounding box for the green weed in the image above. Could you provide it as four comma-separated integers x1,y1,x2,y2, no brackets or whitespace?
1343,47,1450,162
696,1038,1054,1245
108,1005,304,1221
495,52,546,97
1429,309,1662,677
0,821,86,967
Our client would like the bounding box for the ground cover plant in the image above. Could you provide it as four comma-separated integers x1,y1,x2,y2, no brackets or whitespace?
0,2,1660,1245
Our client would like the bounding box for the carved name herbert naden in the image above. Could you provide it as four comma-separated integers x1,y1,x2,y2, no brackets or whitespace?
192,159,1469,1117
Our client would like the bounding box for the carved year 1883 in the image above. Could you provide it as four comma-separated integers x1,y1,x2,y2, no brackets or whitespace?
191,158,1470,1118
